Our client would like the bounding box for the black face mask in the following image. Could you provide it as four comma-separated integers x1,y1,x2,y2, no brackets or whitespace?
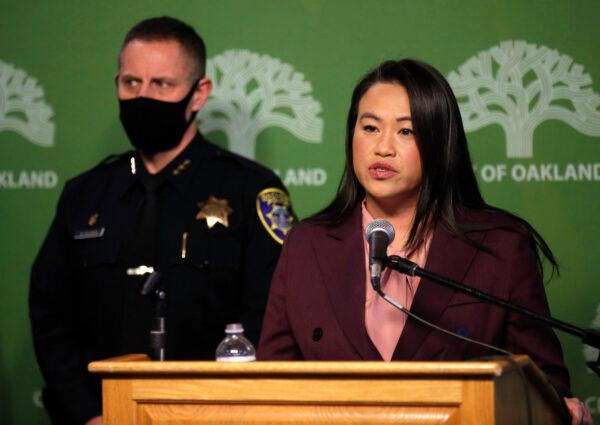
118,82,198,154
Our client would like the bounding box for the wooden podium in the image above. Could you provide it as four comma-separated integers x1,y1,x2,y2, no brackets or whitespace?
89,354,565,424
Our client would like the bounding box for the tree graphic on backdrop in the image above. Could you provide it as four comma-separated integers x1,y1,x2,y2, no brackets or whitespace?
583,304,600,369
197,49,323,159
447,40,600,158
0,59,54,147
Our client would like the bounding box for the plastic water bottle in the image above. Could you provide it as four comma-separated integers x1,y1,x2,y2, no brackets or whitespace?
215,323,256,362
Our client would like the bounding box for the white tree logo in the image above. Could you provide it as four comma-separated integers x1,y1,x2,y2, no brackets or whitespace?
197,49,323,159
448,40,600,158
0,59,55,147
583,303,600,371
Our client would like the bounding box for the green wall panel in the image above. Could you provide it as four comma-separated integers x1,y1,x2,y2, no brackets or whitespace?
1,1,599,423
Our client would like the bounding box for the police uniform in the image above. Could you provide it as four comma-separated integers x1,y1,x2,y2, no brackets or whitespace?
29,133,294,424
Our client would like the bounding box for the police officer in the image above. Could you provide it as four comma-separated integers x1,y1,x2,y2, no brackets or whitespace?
29,17,294,425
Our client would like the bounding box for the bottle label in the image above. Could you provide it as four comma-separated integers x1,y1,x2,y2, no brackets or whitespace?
215,355,256,362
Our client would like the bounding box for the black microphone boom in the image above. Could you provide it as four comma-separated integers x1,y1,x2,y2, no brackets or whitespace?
363,219,600,376
364,221,512,358
386,255,600,377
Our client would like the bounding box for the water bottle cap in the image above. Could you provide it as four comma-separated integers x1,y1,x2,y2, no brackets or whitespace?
225,323,244,334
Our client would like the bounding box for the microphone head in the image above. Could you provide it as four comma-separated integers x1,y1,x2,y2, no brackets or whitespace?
365,219,395,244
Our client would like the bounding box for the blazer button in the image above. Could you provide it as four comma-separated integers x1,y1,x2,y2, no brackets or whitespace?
312,327,323,342
456,325,469,337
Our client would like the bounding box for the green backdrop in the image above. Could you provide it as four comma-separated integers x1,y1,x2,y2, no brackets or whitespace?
1,1,599,423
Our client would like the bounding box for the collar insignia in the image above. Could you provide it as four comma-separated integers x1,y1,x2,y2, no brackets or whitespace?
196,196,233,229
130,157,136,175
256,188,295,244
172,158,191,175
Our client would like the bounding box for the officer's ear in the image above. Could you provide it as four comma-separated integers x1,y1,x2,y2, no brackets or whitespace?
191,78,212,112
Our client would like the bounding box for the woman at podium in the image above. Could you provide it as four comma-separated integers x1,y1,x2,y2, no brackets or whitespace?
257,59,592,424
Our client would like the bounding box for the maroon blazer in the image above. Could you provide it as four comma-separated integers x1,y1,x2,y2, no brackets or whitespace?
257,205,571,396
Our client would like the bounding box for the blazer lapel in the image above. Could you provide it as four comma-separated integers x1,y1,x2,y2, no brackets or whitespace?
314,206,381,360
393,225,484,360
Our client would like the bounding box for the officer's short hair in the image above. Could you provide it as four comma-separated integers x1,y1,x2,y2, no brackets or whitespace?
120,16,206,79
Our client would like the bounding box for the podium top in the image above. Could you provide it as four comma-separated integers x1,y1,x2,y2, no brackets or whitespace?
89,353,537,378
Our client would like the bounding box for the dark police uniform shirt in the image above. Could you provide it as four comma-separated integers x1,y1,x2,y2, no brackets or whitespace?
29,133,294,425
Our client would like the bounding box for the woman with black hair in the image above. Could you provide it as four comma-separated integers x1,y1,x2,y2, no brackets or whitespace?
257,59,591,424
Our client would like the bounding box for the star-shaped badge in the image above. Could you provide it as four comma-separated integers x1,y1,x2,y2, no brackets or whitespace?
196,196,234,229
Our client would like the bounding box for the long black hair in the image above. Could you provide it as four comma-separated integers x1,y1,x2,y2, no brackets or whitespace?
309,59,557,277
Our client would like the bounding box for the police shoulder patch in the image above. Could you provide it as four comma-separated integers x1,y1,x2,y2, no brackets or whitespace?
256,188,294,244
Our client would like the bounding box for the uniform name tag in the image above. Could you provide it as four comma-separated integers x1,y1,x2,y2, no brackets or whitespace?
73,227,105,240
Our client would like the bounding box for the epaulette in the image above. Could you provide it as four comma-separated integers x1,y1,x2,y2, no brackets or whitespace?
91,151,134,171
213,145,277,178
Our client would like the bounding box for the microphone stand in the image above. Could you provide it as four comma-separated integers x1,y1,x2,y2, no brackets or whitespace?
139,271,167,361
386,255,600,377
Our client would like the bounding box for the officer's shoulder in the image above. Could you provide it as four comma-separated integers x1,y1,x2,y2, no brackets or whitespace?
206,141,279,183
63,151,133,191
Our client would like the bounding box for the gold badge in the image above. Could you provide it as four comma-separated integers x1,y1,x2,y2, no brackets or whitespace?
196,196,233,229
88,213,99,226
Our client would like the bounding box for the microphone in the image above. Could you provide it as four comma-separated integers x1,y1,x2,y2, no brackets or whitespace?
364,219,395,290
